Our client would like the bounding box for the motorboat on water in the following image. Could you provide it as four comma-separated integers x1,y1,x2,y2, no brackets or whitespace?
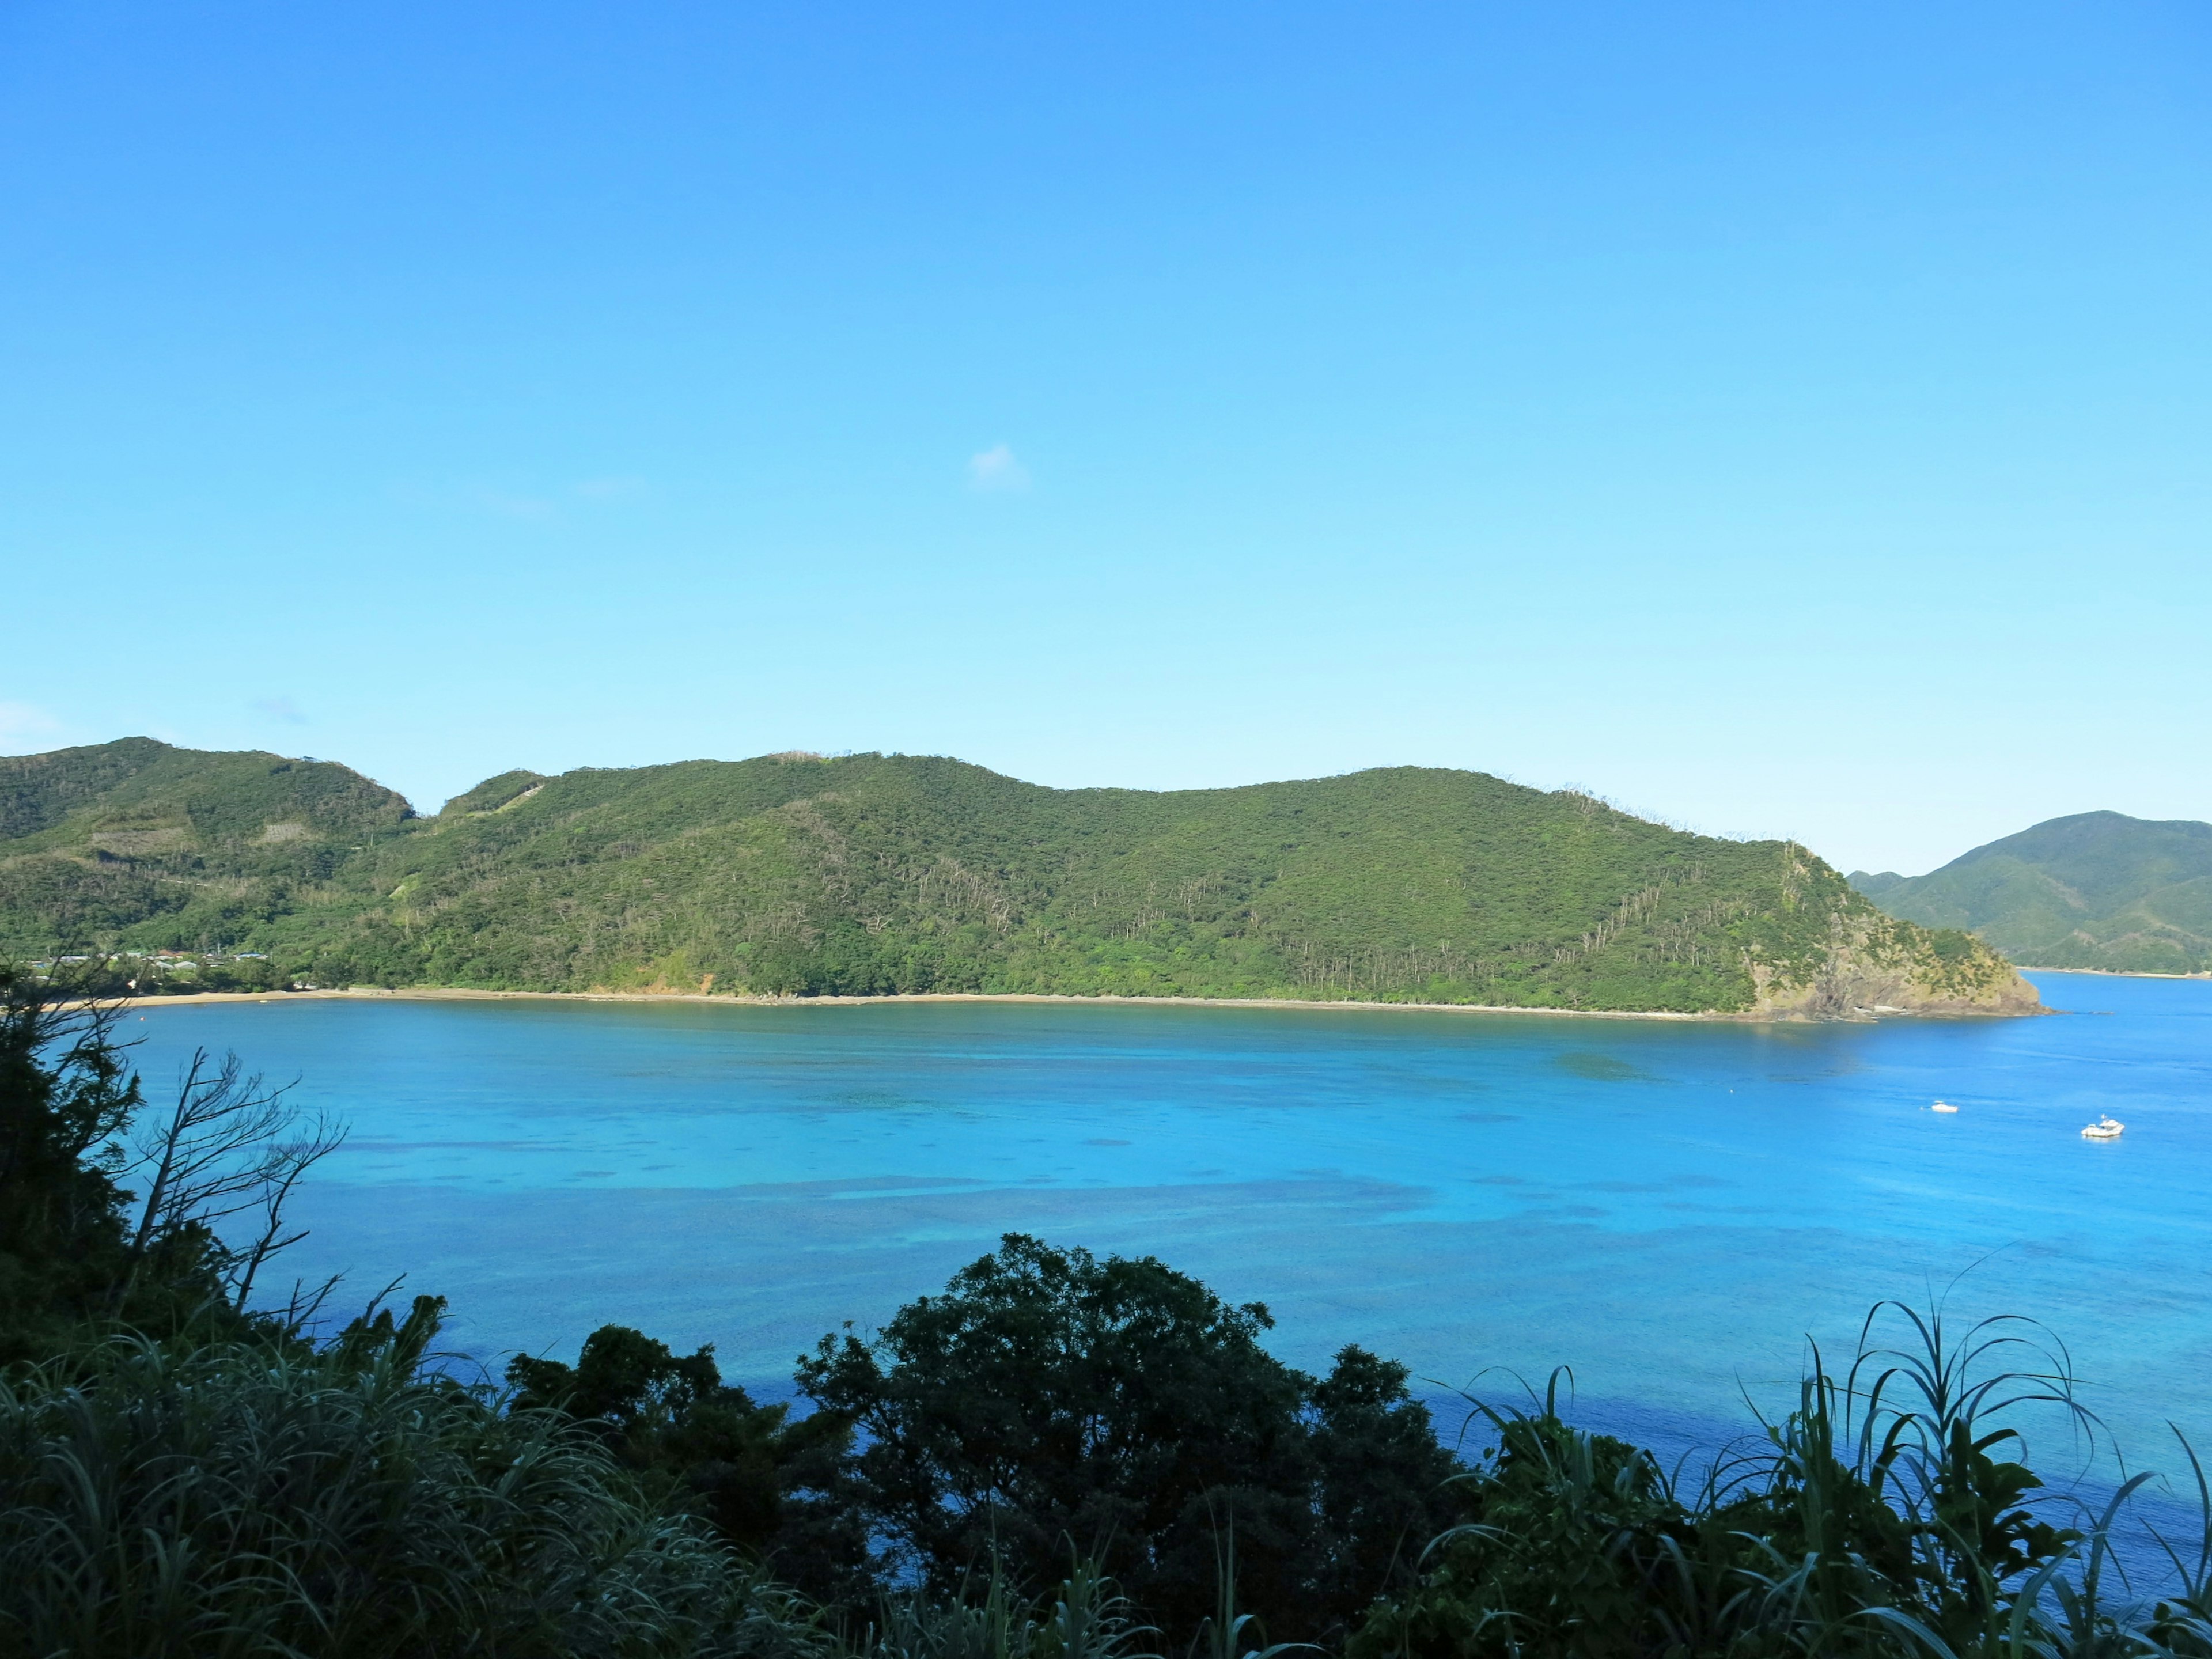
1931,1101,1959,1113
2081,1115,2124,1141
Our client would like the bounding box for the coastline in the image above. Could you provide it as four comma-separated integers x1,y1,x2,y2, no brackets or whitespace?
112,985,2027,1023
2019,965,2211,981
118,986,1711,1020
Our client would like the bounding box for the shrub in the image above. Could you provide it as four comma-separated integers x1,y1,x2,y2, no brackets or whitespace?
799,1233,1465,1645
509,1323,869,1606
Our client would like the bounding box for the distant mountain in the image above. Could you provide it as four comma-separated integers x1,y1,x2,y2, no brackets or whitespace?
1851,811,2212,974
1,738,2039,1018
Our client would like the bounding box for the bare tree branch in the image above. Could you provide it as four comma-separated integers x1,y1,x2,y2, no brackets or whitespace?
229,1109,349,1307
119,1048,347,1309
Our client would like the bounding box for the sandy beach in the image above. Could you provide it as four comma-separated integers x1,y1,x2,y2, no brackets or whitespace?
118,984,1725,1020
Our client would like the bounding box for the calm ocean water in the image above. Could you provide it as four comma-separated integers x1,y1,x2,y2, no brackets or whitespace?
133,972,2210,1490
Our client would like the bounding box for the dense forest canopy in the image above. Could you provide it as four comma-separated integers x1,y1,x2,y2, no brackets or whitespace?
0,738,2032,1015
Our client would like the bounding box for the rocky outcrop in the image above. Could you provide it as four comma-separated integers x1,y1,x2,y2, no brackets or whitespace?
1745,854,2042,1018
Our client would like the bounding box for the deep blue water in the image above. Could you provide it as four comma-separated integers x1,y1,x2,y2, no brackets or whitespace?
132,973,2211,1495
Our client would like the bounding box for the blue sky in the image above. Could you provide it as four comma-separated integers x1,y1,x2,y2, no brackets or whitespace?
2,1,2206,874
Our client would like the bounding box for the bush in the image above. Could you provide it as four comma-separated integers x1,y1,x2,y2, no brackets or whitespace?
799,1233,1465,1645
509,1323,870,1607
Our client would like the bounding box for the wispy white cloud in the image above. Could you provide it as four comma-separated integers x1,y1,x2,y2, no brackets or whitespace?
967,443,1031,493
252,695,309,725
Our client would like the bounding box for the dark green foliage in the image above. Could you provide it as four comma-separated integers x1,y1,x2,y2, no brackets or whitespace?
1,740,2024,1013
0,967,142,1364
1350,1411,1688,1659
0,854,188,944
863,1554,1161,1659
799,1234,1465,1644
1854,809,2212,974
509,1324,869,1603
0,973,356,1389
1351,1306,2211,1659
0,967,292,1368
1309,1347,1485,1631
0,965,347,1365
0,1309,829,1659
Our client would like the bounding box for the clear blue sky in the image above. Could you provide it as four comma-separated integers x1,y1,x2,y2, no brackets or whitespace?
3,2,2206,875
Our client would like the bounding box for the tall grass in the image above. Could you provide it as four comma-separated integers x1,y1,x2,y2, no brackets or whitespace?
11,1278,2212,1659
862,1553,1159,1659
0,1310,828,1659
1358,1297,2212,1659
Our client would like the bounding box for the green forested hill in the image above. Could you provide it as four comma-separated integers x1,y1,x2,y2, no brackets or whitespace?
1851,810,2212,974
1,739,2036,1016
0,738,412,952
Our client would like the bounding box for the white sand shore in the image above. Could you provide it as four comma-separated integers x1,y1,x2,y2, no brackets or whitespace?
120,985,1724,1020
2019,965,2210,981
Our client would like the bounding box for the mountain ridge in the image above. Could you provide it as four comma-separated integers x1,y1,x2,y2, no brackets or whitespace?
1,738,2039,1018
1851,809,2212,975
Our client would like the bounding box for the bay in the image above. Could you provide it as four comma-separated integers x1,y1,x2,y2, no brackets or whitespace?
129,972,2212,1486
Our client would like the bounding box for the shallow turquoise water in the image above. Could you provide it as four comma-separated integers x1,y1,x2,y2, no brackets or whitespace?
132,973,2211,1482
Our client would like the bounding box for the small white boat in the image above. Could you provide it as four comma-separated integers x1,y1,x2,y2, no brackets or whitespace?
1931,1101,1959,1113
2081,1115,2124,1141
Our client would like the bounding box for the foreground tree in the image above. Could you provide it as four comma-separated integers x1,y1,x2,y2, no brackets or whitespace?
116,1045,345,1309
0,966,143,1362
0,967,342,1363
509,1324,869,1604
799,1233,1465,1643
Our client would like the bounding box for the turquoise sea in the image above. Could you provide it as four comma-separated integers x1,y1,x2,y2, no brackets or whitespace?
134,972,2210,1490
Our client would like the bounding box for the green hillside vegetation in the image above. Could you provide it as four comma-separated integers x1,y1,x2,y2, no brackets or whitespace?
1,738,2034,1016
1852,810,2212,974
0,739,412,982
